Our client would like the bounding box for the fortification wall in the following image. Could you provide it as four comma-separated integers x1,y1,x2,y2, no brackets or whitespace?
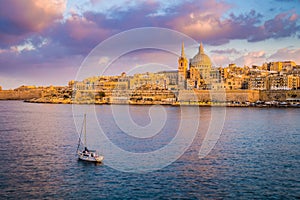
178,90,260,102
0,90,42,100
259,90,300,101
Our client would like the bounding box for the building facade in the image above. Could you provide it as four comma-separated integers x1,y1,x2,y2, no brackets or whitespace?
178,42,213,89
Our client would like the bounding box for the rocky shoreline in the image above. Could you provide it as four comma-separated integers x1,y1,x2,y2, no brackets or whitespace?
2,86,300,108
24,98,300,108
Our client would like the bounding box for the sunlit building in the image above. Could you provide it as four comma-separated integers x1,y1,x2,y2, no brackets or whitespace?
282,61,296,72
178,42,188,89
129,72,169,90
269,62,283,72
268,75,289,90
249,76,268,90
288,75,300,90
156,71,178,90
178,42,213,89
225,76,244,90
189,43,212,89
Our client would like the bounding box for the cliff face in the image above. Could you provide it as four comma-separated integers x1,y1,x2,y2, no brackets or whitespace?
0,90,42,100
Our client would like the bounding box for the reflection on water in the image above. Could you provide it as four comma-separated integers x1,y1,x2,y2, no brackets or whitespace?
0,101,299,199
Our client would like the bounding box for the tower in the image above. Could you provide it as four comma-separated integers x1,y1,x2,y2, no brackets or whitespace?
178,42,188,89
189,42,212,89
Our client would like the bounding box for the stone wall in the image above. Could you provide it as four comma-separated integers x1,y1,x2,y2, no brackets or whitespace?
0,90,42,100
225,90,259,102
259,90,300,101
178,90,260,102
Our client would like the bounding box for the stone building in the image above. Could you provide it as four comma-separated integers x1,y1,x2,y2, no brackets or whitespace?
189,43,212,89
129,72,168,90
249,76,268,90
269,62,283,72
156,71,178,90
178,42,188,89
267,75,289,90
178,42,213,89
288,75,300,89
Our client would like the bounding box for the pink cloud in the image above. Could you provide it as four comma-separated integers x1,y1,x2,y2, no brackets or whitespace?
211,54,232,67
210,48,240,55
234,51,266,66
269,48,300,64
169,6,299,45
64,15,110,41
2,0,299,50
45,13,113,56
167,0,232,44
0,0,66,46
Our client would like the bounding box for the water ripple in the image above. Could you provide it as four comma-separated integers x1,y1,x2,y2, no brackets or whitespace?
0,102,299,199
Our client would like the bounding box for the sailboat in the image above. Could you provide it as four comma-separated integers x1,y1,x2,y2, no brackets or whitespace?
77,114,104,163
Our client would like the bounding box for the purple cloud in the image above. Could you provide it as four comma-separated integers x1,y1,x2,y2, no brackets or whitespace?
269,47,300,63
0,0,66,47
210,48,240,55
171,7,299,45
1,0,299,53
233,51,266,67
0,0,300,89
249,12,300,42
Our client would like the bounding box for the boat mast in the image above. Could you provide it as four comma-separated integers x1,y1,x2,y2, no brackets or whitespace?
84,114,87,147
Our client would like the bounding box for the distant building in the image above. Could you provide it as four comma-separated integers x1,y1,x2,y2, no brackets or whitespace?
268,75,289,90
68,80,75,89
269,62,283,72
156,71,178,90
189,43,212,89
72,44,299,97
265,61,296,73
225,76,244,90
249,76,268,90
178,42,213,89
129,72,168,90
282,61,296,72
288,75,300,90
14,85,36,91
177,42,188,89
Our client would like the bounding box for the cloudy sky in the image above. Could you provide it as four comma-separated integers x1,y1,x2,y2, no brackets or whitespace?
0,0,300,89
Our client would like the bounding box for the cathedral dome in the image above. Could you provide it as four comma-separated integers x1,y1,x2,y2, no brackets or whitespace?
191,43,212,67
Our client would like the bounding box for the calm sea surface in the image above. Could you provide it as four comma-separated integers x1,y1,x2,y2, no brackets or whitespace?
0,101,299,199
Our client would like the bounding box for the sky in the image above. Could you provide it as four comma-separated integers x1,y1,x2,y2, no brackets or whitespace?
0,0,300,89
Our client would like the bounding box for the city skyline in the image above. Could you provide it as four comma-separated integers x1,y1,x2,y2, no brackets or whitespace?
0,0,300,89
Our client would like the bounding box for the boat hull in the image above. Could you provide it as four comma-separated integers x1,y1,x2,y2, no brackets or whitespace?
78,153,104,163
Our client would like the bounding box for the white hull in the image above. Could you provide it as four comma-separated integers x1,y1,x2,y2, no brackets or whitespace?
77,114,104,163
78,152,104,163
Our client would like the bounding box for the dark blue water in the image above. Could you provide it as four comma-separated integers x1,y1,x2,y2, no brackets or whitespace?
0,101,299,199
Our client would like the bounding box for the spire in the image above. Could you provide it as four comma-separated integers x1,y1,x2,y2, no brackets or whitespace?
181,42,185,58
199,42,204,54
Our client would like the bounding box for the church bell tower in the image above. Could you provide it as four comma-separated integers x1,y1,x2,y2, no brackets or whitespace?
178,42,188,89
